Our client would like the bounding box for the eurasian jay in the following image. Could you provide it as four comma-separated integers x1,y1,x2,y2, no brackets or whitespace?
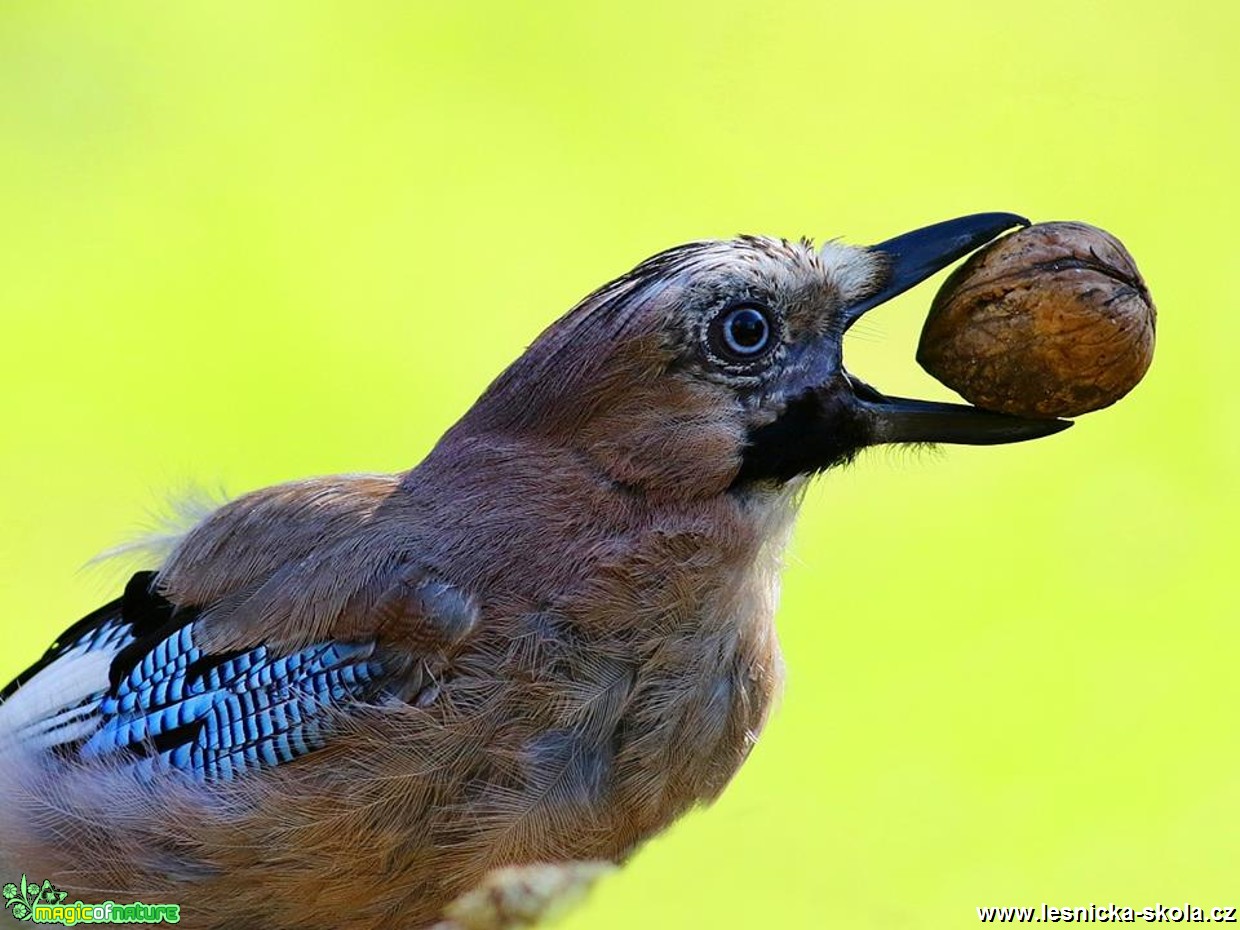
0,213,1068,928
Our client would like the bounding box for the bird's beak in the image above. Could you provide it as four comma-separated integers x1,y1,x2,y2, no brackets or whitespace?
734,212,1073,485
843,212,1071,447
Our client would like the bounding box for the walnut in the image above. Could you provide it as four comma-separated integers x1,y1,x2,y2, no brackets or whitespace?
916,221,1155,418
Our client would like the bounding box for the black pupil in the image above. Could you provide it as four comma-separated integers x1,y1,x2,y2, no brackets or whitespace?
726,308,768,353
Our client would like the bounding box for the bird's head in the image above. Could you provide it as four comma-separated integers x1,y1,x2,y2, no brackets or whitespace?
465,213,1069,501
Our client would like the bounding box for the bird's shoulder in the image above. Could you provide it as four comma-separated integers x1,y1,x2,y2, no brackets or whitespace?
153,472,481,652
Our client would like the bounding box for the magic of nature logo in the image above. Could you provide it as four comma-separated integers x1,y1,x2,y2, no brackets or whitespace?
3,875,180,925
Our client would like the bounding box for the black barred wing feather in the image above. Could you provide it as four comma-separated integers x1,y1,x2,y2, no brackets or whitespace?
0,572,400,782
86,630,385,782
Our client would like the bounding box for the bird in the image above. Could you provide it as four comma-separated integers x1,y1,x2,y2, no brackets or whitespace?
0,213,1069,929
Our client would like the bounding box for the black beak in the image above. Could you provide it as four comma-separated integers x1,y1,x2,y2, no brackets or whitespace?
842,212,1071,447
845,373,1071,446
841,212,1031,329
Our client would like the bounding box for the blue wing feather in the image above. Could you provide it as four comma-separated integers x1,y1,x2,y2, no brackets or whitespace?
86,630,387,782
2,571,393,782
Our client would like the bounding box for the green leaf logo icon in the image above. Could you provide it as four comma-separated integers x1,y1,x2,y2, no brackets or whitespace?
2,874,62,921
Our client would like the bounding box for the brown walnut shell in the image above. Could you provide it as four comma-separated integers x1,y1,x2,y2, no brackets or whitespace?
916,221,1156,418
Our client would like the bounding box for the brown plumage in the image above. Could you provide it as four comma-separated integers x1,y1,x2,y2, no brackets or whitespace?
0,215,1068,929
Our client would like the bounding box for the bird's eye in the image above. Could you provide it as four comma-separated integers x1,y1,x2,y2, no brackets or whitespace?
709,304,774,363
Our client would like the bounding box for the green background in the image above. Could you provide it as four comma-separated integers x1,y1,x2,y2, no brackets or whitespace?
1,3,1235,927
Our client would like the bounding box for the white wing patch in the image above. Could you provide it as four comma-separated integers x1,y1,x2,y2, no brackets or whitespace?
0,618,135,751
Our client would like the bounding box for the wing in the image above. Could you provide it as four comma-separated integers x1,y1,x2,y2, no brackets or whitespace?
0,565,478,783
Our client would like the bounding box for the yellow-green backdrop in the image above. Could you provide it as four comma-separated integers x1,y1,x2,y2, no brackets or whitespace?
1,3,1235,927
